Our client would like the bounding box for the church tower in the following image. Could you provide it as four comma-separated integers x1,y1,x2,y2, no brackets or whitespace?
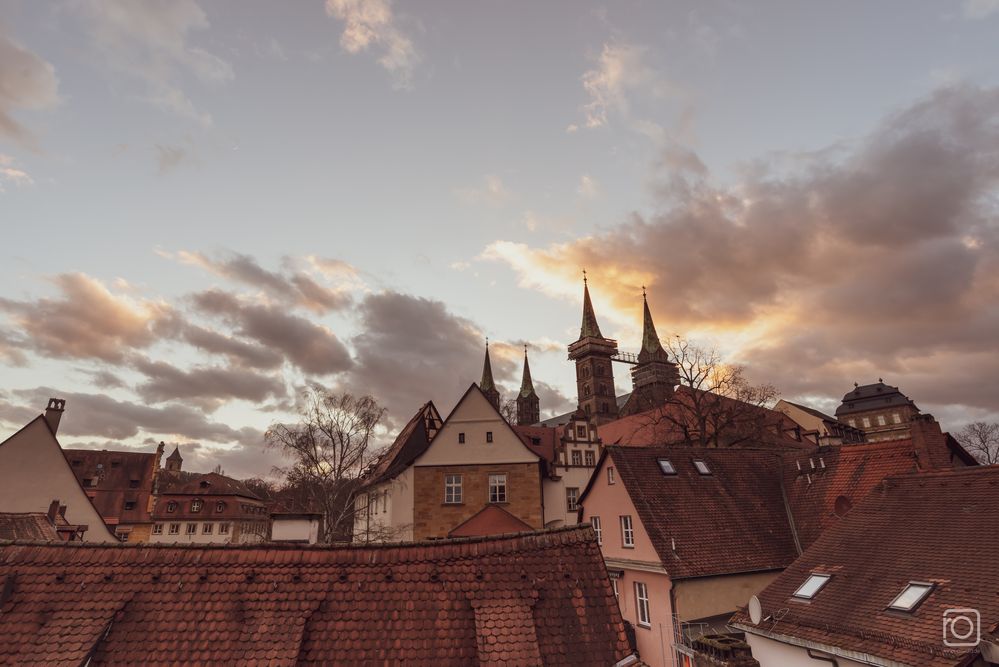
620,289,680,417
516,345,540,425
479,340,501,411
567,274,619,423
165,445,183,472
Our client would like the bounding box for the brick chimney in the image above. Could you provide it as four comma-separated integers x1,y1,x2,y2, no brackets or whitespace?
910,413,949,471
44,398,66,435
47,499,60,523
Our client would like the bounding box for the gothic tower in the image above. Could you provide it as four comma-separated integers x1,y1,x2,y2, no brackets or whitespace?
620,289,680,417
165,445,183,472
479,340,502,411
567,274,619,423
516,345,540,425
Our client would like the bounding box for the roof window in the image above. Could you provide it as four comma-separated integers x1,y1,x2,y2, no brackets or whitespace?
693,459,711,475
657,459,676,475
888,582,934,612
792,573,831,599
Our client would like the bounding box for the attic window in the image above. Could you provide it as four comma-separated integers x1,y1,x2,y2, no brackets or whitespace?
486,431,493,443
657,459,676,476
111,460,121,468
888,582,934,612
458,432,465,444
199,480,210,488
129,479,140,489
123,501,136,510
793,573,831,600
693,460,711,475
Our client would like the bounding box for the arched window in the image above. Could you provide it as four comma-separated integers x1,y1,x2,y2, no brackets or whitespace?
215,501,226,513
166,501,177,513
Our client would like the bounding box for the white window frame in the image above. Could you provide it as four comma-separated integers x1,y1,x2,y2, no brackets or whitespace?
566,487,579,512
793,573,831,599
584,450,595,467
203,523,214,534
218,523,230,535
591,516,602,545
186,523,197,535
892,412,902,424
444,474,463,504
877,414,887,426
152,523,163,535
607,466,615,484
888,582,934,612
191,499,203,513
621,515,634,548
168,523,180,535
488,474,507,503
571,450,582,466
862,417,872,428
611,576,619,599
635,582,651,627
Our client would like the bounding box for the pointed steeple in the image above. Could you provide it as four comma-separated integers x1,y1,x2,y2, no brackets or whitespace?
516,344,541,425
479,339,501,411
580,270,604,339
519,345,538,399
638,287,668,363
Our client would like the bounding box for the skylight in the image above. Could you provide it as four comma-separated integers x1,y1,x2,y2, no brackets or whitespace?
888,583,933,611
792,573,831,599
693,459,711,475
657,459,676,475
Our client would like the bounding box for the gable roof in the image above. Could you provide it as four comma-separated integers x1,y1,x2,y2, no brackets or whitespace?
157,471,261,499
447,505,534,538
512,424,558,464
63,448,158,525
0,513,61,541
364,401,442,486
732,465,999,667
602,445,801,579
0,526,635,666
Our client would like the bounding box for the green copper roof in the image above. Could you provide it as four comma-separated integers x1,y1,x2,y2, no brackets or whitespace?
480,342,497,391
519,348,538,398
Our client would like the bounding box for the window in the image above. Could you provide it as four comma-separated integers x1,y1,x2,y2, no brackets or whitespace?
571,450,582,466
123,501,136,511
152,523,163,535
862,417,872,428
877,414,887,426
458,432,465,444
111,460,121,468
892,412,902,424
657,459,676,475
128,479,139,489
848,419,856,427
486,431,493,443
566,487,579,512
576,425,587,438
168,523,180,535
382,491,388,513
488,474,507,503
693,459,711,475
116,530,129,542
203,523,214,534
166,501,177,513
444,474,463,504
607,467,615,484
72,459,81,466
215,501,226,513
584,450,595,467
186,523,197,535
621,515,634,548
83,478,95,487
635,582,651,627
218,523,229,535
191,499,203,513
793,573,831,599
888,583,934,612
591,516,602,545
611,576,619,599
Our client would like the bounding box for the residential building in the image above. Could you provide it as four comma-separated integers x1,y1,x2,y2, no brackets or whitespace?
774,399,866,445
834,380,921,442
63,443,163,542
0,398,116,542
732,465,999,667
150,471,269,544
270,511,323,544
0,526,638,666
0,500,88,541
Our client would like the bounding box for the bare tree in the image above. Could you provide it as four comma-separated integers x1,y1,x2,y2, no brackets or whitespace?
631,337,782,448
499,398,518,424
957,421,999,465
266,385,386,543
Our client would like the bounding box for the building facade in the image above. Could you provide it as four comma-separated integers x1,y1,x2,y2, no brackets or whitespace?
150,472,269,544
834,381,920,442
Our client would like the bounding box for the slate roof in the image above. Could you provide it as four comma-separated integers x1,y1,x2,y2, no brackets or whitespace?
835,381,916,417
447,505,534,538
63,448,158,525
732,465,999,667
158,471,261,499
364,401,442,486
0,526,635,666
0,513,61,541
512,424,558,465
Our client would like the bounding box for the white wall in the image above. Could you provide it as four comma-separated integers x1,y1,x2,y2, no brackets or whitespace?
353,467,415,543
272,516,320,544
745,633,871,667
148,519,239,544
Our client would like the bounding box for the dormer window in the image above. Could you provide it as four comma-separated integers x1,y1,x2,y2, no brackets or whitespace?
657,459,676,476
111,460,121,468
693,460,711,475
793,573,831,600
166,501,177,513
191,499,203,513
888,582,934,612
123,501,136,510
215,501,226,513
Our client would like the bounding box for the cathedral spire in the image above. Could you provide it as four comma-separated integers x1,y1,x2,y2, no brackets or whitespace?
580,270,604,339
516,344,540,425
638,287,668,363
479,339,501,410
519,345,538,399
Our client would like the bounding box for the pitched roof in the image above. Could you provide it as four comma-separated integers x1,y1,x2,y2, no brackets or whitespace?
158,471,261,499
835,381,917,416
512,424,558,464
732,466,999,667
579,278,604,339
365,401,442,485
63,448,158,524
637,291,669,364
518,347,538,399
780,399,839,423
603,445,800,579
0,526,635,666
480,342,497,392
447,505,534,538
0,513,60,541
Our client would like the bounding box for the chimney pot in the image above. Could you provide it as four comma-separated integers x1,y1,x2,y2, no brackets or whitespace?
44,398,66,435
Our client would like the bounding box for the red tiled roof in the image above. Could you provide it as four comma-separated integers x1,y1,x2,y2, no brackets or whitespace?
603,446,800,579
0,526,635,666
158,471,261,499
512,424,558,464
0,513,60,541
732,466,999,667
365,401,442,486
447,505,534,538
64,448,158,525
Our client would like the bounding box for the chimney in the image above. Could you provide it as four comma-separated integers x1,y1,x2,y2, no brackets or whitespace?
58,504,67,518
44,398,66,435
47,499,60,523
911,413,947,471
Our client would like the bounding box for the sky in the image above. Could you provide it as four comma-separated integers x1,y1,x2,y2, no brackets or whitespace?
1,0,998,478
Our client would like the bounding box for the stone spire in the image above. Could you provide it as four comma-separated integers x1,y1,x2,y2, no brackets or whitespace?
580,270,603,339
620,287,680,417
517,345,540,425
479,339,501,411
638,287,669,363
165,445,183,472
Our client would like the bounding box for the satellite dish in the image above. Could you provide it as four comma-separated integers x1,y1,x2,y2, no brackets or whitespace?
748,595,763,625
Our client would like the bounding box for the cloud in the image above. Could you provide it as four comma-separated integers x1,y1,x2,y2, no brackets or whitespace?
577,174,600,199
0,29,60,148
492,84,999,420
455,174,512,207
0,273,171,363
174,251,354,313
74,0,232,124
325,0,420,88
131,357,287,410
175,320,285,369
155,143,196,173
963,0,999,19
0,154,34,191
191,289,354,375
570,42,669,131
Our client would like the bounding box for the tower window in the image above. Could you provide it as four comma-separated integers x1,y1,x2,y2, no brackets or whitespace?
576,425,587,438
485,431,493,443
